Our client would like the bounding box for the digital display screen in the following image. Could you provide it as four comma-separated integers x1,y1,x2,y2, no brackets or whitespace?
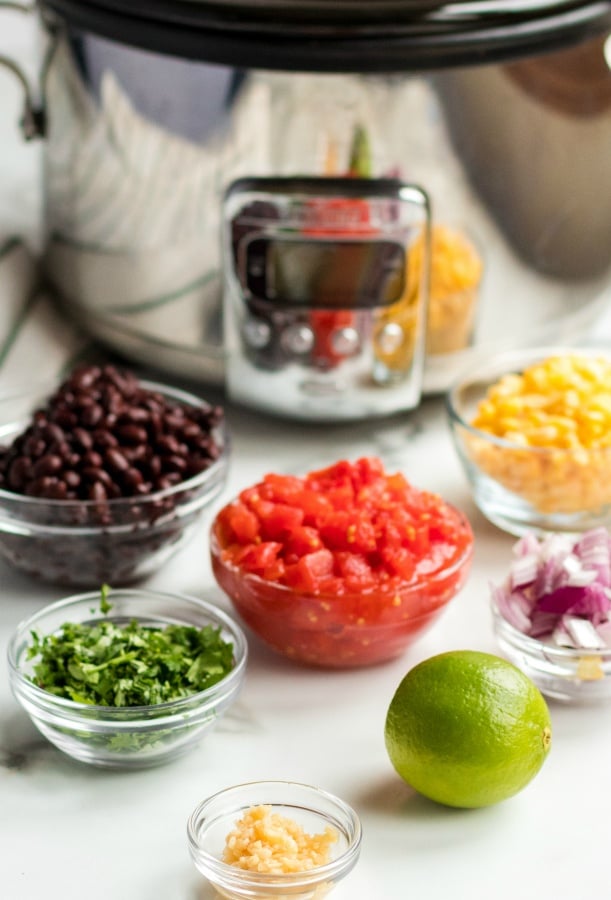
244,237,406,309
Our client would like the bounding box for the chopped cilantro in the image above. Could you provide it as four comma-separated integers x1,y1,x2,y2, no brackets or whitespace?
27,612,235,708
99,583,112,615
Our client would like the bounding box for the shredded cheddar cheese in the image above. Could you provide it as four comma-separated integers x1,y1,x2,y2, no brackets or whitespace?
374,224,483,371
420,225,483,355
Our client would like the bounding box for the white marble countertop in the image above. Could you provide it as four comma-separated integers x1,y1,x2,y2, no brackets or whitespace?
2,12,611,900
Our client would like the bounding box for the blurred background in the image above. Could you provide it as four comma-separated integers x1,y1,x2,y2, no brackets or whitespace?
0,10,41,245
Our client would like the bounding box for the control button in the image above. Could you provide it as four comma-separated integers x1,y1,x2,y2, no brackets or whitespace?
241,317,272,349
300,377,345,396
376,322,405,355
280,323,315,356
247,258,265,278
330,326,361,357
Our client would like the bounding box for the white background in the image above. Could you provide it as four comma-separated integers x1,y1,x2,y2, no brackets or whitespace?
1,10,611,900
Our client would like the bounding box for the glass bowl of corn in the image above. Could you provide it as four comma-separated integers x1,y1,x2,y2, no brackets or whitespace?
446,346,611,536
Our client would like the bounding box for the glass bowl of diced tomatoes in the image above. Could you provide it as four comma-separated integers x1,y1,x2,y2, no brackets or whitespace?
210,457,474,668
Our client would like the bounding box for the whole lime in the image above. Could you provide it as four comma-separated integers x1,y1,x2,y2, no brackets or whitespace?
384,650,552,808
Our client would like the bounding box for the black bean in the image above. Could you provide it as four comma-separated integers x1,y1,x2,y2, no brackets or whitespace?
122,467,144,491
158,473,183,489
81,466,103,483
92,429,118,450
70,365,101,390
145,456,162,478
81,451,103,470
180,423,203,443
72,428,93,451
124,445,149,465
23,436,46,458
48,440,71,461
80,403,104,427
41,423,65,444
63,471,81,489
7,456,32,490
42,479,67,500
156,435,180,456
165,454,187,473
32,454,63,478
26,476,54,496
122,407,149,424
88,481,107,501
118,424,148,445
105,448,129,472
52,408,78,429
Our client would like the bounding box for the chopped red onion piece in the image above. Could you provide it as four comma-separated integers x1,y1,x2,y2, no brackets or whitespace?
563,616,606,650
492,528,611,649
513,533,541,559
509,554,538,589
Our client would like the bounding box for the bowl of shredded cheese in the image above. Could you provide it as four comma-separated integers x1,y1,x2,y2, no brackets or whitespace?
447,347,611,536
187,780,362,900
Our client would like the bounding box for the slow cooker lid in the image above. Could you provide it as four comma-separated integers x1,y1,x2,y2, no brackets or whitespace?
42,0,611,71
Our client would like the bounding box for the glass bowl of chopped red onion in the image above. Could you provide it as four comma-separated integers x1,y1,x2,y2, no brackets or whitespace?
7,588,248,768
0,366,229,586
187,780,362,900
491,528,611,703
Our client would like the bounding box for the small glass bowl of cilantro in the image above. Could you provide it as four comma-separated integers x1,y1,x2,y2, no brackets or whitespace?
7,587,248,768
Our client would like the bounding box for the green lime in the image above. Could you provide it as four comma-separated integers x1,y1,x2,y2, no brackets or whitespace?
384,650,552,809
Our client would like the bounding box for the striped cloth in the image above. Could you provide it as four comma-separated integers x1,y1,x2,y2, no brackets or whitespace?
0,238,91,389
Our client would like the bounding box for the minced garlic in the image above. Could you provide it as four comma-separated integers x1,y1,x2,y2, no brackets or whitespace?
468,353,611,513
222,804,338,875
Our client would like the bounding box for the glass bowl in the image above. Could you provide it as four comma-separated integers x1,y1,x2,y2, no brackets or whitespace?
7,589,248,768
187,781,362,900
210,522,473,669
446,346,611,537
491,599,611,704
0,378,229,586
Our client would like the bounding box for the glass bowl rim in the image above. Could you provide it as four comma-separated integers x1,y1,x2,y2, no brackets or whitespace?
0,377,229,509
7,588,248,716
446,344,611,454
210,505,474,604
490,597,611,661
186,779,363,885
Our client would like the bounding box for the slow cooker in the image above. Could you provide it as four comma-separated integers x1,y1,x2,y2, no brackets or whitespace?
1,0,611,419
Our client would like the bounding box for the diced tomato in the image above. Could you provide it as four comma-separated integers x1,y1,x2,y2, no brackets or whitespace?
256,502,305,541
380,546,417,581
284,525,324,559
259,473,304,503
284,549,335,593
231,541,282,574
334,552,376,589
318,511,377,555
295,489,333,525
220,501,260,544
262,559,286,582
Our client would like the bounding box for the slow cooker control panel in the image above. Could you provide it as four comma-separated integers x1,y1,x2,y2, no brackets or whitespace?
222,176,431,421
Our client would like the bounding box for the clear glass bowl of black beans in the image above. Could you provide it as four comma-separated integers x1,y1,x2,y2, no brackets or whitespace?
0,365,229,586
